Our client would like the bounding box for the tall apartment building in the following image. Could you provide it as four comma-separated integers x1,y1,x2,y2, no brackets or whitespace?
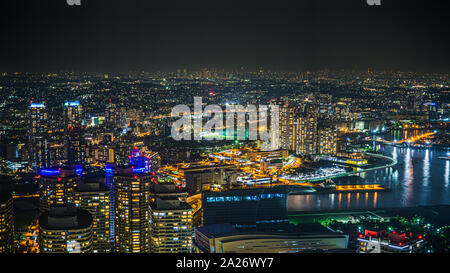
293,115,318,155
113,167,153,253
279,104,295,151
28,102,49,171
39,167,81,212
317,125,338,155
38,206,93,253
149,183,193,253
0,189,14,253
75,180,111,253
64,101,84,166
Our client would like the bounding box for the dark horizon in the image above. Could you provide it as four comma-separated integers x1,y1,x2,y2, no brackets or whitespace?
1,0,449,73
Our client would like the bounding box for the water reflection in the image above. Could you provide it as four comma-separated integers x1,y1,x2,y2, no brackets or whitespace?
445,160,449,188
288,145,450,211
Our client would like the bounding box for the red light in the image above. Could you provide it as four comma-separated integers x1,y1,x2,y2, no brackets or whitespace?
134,176,138,179
57,178,61,181
37,175,41,179
359,234,364,238
418,235,423,239
399,242,402,246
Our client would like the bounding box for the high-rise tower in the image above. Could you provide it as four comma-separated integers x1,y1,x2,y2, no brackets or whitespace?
113,167,154,253
64,101,84,166
28,102,49,171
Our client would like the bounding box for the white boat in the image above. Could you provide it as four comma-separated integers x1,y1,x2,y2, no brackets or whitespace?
439,156,450,160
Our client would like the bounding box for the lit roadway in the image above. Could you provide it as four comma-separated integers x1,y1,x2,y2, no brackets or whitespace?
369,132,435,144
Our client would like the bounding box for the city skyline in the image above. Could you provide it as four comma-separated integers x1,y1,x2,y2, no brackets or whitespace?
0,0,449,260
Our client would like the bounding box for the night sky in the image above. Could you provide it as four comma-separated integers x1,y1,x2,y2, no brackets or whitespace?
0,0,449,72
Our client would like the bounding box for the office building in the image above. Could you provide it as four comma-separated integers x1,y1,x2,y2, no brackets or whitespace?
202,186,290,231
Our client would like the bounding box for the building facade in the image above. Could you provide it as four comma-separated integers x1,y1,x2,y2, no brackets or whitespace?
317,125,338,155
202,186,290,231
113,167,153,252
38,206,93,253
0,191,14,253
64,101,84,166
28,102,49,171
75,181,111,253
39,167,80,212
149,184,193,253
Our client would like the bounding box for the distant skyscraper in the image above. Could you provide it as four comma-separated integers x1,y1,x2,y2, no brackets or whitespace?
293,115,318,155
28,102,49,171
279,104,295,151
75,180,111,253
38,206,93,253
64,101,82,128
38,167,80,212
64,101,84,166
114,167,153,253
317,125,338,155
0,189,14,253
149,183,193,253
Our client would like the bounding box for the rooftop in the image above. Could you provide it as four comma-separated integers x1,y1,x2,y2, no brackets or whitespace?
39,206,93,230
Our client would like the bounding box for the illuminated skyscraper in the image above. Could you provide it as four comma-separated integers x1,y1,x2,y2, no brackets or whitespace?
279,104,295,151
0,189,14,253
114,167,154,253
317,125,337,155
149,184,193,253
28,102,49,171
64,101,82,128
38,206,93,253
64,101,84,166
105,102,125,132
38,167,81,212
293,115,318,155
105,164,115,248
75,180,111,253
